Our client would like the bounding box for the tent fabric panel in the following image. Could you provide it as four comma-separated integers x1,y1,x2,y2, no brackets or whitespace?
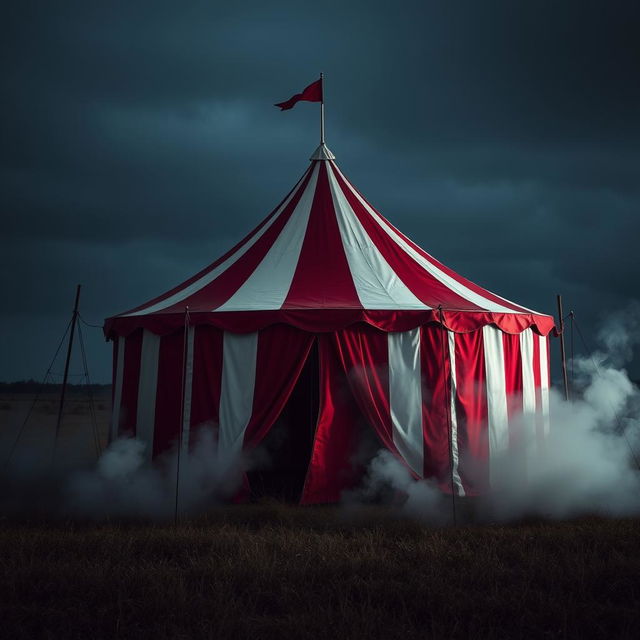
218,332,258,460
326,163,427,309
188,326,224,445
446,331,465,496
532,332,545,449
419,326,455,490
330,162,531,314
331,325,399,467
330,163,472,311
242,325,315,449
388,328,424,477
152,330,186,458
283,163,361,309
105,308,555,340
483,325,510,486
118,167,312,318
301,335,364,504
147,165,316,316
216,165,320,312
110,336,125,444
519,328,537,467
451,330,489,495
503,333,523,417
136,330,160,462
117,329,144,439
540,334,551,437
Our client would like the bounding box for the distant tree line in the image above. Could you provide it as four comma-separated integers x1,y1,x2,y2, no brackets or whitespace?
0,380,111,394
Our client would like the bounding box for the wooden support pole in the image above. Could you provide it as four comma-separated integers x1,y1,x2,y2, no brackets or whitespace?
54,284,82,457
556,294,570,402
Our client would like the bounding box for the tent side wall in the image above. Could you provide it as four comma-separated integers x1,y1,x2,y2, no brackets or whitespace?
109,323,551,502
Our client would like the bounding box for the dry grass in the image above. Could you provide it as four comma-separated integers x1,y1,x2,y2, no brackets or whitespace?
0,392,111,470
2,395,640,638
1,509,639,639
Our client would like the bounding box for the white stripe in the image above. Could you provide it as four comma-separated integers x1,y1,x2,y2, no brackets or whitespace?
218,331,258,460
520,329,536,415
388,329,424,477
520,328,536,435
539,334,550,436
332,163,534,314
217,164,320,311
136,330,160,461
520,329,536,469
327,166,428,309
181,326,195,452
483,325,509,485
110,337,125,443
125,173,308,316
447,331,465,496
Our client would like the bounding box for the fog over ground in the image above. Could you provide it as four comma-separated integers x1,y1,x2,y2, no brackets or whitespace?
1,1,639,382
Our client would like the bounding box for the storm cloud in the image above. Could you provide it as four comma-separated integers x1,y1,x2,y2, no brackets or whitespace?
1,0,639,381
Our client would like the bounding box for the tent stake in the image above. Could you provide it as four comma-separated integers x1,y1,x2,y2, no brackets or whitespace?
54,284,81,461
556,294,570,402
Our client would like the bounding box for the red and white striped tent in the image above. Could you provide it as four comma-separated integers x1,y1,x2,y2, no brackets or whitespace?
104,143,554,503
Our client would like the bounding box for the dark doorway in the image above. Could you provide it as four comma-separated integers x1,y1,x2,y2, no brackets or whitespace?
247,339,319,502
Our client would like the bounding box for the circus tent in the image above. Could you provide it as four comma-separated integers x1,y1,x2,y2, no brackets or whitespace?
104,142,554,503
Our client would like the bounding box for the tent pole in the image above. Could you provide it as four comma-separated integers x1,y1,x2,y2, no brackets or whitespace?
54,284,81,460
556,294,570,402
175,306,190,527
320,72,325,145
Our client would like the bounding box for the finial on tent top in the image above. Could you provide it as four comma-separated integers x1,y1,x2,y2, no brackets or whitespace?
310,142,336,161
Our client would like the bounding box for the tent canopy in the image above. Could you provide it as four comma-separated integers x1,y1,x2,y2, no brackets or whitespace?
104,143,554,339
104,142,555,502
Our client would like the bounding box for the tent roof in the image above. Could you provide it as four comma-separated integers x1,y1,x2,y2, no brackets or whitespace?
105,145,554,338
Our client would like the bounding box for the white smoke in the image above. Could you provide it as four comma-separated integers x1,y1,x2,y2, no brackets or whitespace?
489,329,640,519
343,449,448,523
349,302,640,522
64,425,245,519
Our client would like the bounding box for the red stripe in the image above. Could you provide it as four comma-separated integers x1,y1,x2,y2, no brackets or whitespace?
329,164,480,310
502,333,523,447
284,163,361,309
110,339,119,443
189,326,224,446
152,330,185,457
242,325,314,448
118,169,311,317
157,166,316,313
118,329,143,438
453,330,489,494
332,325,396,454
420,326,451,488
302,334,364,504
332,162,530,313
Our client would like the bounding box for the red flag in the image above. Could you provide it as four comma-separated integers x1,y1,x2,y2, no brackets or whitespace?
274,78,323,111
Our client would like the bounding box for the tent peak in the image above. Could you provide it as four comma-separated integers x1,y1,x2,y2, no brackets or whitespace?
310,143,336,161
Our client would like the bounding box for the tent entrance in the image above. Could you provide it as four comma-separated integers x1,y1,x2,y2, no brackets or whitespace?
247,339,319,502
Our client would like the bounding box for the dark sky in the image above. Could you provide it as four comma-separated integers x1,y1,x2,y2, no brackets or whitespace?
2,0,639,383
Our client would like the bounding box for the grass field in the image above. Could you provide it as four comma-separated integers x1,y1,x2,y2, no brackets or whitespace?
2,393,640,638
0,391,110,472
1,510,639,639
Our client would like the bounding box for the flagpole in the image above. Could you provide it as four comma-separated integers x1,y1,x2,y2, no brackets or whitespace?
320,72,325,145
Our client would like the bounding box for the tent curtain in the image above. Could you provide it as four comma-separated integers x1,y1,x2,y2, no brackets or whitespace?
301,334,364,504
329,325,427,479
111,321,552,502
